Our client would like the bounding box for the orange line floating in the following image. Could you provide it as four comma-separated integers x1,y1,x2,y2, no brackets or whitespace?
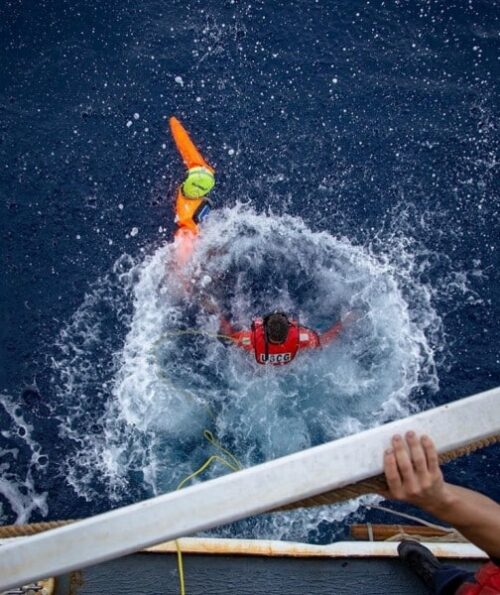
169,117,214,173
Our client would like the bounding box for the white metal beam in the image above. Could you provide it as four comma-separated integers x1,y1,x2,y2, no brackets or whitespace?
0,387,498,590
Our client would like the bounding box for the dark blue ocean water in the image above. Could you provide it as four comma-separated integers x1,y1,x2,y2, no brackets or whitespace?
1,0,498,541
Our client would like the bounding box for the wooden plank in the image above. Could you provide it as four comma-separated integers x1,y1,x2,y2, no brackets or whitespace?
350,524,460,541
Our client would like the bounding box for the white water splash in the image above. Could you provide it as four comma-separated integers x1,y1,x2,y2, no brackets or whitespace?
41,205,449,538
0,394,48,524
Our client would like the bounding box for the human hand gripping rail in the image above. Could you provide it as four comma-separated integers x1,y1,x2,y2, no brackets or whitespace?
169,117,356,366
382,431,500,594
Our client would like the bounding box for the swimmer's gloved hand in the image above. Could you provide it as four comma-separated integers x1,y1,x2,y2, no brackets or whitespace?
182,166,215,199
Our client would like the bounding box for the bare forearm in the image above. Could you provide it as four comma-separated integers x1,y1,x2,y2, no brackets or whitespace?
424,483,500,559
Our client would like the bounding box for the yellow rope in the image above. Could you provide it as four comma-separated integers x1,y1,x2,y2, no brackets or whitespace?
175,540,186,595
152,328,237,348
174,431,242,595
152,326,241,592
202,430,242,472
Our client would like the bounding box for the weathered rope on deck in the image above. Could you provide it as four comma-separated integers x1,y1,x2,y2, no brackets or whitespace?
1,434,498,538
275,433,500,512
0,519,75,538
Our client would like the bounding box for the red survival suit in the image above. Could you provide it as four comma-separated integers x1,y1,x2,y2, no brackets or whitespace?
456,562,500,595
220,317,345,366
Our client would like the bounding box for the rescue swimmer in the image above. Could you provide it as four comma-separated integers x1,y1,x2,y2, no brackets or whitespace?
169,116,354,366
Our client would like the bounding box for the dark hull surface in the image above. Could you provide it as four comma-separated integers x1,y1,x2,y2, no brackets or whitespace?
56,553,481,595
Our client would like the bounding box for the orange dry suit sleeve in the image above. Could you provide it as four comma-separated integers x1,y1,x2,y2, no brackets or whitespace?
316,321,344,347
294,326,320,349
297,320,346,350
219,318,254,351
169,116,215,266
313,311,358,347
169,116,214,235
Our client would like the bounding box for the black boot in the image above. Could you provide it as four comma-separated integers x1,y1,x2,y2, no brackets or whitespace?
398,539,442,590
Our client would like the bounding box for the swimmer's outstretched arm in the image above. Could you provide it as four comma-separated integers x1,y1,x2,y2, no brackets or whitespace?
218,317,253,351
317,320,344,347
301,311,357,349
